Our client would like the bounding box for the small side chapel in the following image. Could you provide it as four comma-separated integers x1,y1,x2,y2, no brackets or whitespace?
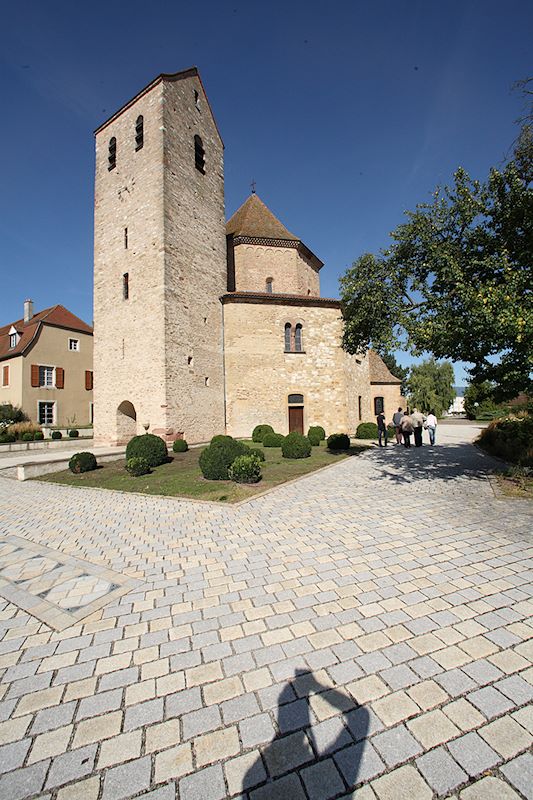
92,68,402,445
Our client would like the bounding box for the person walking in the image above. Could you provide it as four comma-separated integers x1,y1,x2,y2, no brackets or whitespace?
400,411,414,448
411,408,425,447
392,407,403,445
377,410,388,447
425,410,437,445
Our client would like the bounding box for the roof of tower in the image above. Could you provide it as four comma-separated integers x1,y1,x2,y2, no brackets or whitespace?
0,305,92,361
226,194,299,240
368,350,402,384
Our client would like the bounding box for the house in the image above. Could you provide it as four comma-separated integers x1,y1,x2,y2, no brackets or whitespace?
92,68,402,445
0,301,94,428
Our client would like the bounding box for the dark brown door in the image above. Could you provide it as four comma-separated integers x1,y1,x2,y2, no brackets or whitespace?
288,406,304,434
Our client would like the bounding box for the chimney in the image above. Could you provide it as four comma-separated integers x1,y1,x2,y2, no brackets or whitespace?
24,299,33,323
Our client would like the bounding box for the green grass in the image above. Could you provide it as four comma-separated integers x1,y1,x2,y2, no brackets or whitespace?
36,440,364,503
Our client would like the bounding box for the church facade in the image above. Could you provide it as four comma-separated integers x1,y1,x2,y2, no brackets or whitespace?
93,68,401,445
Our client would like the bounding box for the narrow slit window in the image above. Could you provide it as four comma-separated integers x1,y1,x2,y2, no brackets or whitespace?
194,135,205,174
108,137,117,171
284,323,292,352
123,273,129,300
266,277,273,293
124,227,128,249
194,89,200,109
294,323,303,352
135,115,144,151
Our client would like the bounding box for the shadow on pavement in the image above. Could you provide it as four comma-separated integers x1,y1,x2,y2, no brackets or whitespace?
242,669,369,799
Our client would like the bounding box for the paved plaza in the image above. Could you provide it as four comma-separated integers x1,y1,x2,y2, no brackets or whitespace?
0,423,531,800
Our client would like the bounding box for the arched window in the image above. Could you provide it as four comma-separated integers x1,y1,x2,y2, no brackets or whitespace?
294,323,303,352
108,137,117,171
194,135,205,174
135,116,144,151
284,323,292,352
266,277,273,293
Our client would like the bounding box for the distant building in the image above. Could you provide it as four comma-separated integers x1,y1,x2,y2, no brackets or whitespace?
0,301,93,427
448,386,465,415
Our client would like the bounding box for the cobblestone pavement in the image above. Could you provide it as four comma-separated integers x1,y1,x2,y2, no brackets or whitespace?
0,427,531,800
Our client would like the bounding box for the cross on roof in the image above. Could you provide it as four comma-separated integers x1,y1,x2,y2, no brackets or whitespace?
250,179,256,194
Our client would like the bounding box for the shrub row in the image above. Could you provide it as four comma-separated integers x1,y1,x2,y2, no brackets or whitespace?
478,417,533,467
356,422,395,439
0,429,82,443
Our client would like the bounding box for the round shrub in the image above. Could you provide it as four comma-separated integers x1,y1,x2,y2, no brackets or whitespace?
0,433,15,444
34,431,44,441
51,430,63,440
248,446,265,462
172,439,189,453
356,422,378,439
308,432,321,447
228,454,262,484
282,432,312,459
69,452,97,474
327,433,351,450
252,424,274,443
199,438,250,480
125,456,151,477
211,434,234,445
22,432,33,441
263,433,285,447
126,433,168,467
387,425,395,439
68,429,79,438
308,425,326,441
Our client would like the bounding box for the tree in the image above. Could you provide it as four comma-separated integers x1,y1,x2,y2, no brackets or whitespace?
510,78,533,184
380,352,410,395
340,163,533,400
463,381,498,420
406,358,455,417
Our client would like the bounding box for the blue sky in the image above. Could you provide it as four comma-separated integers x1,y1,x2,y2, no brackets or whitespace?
1,0,531,384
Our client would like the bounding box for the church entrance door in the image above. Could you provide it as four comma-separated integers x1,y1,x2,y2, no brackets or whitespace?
288,406,304,435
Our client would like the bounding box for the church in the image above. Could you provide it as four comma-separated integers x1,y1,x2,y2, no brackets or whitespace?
93,68,402,445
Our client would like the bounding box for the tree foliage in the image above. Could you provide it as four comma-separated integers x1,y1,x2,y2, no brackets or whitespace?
463,381,497,420
380,352,410,395
340,163,533,400
406,358,455,416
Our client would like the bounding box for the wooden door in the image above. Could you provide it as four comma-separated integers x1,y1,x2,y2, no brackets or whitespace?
288,406,304,434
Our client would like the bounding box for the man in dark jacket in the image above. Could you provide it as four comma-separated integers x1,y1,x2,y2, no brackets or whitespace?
377,411,388,447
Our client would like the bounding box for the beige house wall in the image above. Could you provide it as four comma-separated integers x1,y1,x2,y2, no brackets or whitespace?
223,301,369,439
20,326,93,426
233,244,320,296
0,356,23,409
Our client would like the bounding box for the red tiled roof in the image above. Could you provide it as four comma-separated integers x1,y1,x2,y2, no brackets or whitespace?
221,291,341,309
0,305,92,360
226,194,299,240
368,350,402,384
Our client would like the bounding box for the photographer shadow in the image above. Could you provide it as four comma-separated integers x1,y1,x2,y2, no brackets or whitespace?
242,669,370,799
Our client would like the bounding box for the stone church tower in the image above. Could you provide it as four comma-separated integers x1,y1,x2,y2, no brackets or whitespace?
93,69,226,444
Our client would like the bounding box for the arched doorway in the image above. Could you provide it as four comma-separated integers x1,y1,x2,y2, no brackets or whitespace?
116,401,137,444
288,393,304,434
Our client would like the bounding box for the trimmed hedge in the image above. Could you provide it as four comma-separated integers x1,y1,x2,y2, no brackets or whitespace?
211,435,234,445
252,425,274,443
51,430,63,440
478,417,533,467
68,429,79,438
228,454,262,484
0,433,16,444
308,432,321,447
282,431,312,459
248,446,265,462
308,425,326,441
199,437,250,480
327,433,351,450
34,431,44,441
172,439,189,453
125,457,151,476
263,433,285,447
69,452,97,474
22,432,33,441
356,422,378,439
126,433,168,467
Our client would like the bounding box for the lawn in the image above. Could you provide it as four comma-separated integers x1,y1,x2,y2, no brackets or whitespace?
493,471,533,499
36,441,365,503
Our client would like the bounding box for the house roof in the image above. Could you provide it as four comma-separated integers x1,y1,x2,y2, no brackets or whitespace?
0,305,92,361
221,291,341,309
368,350,402,384
226,194,299,240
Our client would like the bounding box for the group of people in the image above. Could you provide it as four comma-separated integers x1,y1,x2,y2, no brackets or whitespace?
376,407,437,448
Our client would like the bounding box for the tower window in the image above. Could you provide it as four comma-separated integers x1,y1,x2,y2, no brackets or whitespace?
108,137,117,171
284,323,292,352
123,273,129,300
266,277,273,293
205,377,209,387
135,115,144,151
194,135,205,174
374,396,384,415
124,227,128,249
194,89,200,109
294,323,303,352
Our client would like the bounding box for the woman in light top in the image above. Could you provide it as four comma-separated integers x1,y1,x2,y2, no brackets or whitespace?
426,410,437,445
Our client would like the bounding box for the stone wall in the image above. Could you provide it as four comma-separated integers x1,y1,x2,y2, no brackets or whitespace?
233,244,320,296
370,384,405,424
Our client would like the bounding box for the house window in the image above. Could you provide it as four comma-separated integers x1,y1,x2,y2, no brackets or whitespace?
69,339,79,351
288,394,304,404
284,323,292,352
358,395,362,421
123,273,129,300
9,333,17,349
108,137,117,171
194,135,205,173
39,366,54,387
266,278,273,293
374,396,384,415
38,401,54,425
294,324,303,352
2,365,9,386
135,115,144,150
